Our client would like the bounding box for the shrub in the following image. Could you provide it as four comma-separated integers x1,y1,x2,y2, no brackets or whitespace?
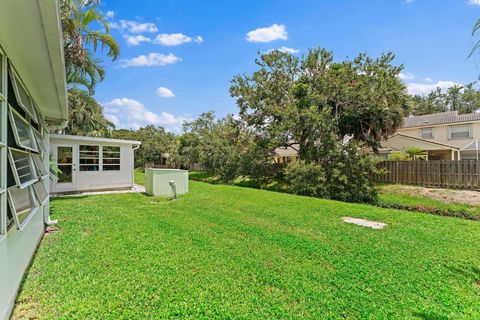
284,144,379,204
284,161,327,197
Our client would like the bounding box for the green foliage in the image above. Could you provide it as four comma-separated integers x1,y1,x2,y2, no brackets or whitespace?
285,143,380,203
284,160,327,197
230,48,410,154
13,182,480,319
388,147,427,161
411,84,480,116
60,0,120,137
112,126,176,167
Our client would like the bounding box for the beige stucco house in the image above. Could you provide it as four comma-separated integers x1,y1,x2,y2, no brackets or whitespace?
378,111,480,160
273,110,480,162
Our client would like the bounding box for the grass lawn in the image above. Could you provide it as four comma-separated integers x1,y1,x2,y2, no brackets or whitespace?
134,168,145,186
13,182,480,319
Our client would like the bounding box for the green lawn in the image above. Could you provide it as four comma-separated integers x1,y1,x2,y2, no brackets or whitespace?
13,182,480,319
134,168,145,186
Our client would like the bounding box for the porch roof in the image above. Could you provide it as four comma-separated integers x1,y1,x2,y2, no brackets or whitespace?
381,133,460,151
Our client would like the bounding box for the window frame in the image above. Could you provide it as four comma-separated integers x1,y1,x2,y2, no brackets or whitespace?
8,106,38,152
9,65,38,123
32,153,49,178
8,147,38,189
33,128,47,154
420,127,434,139
448,124,472,140
32,181,49,206
102,146,121,171
79,145,100,172
7,186,38,231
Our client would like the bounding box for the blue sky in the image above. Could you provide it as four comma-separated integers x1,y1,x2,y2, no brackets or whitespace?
96,0,480,132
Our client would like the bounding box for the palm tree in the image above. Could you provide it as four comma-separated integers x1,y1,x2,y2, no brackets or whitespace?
60,0,120,136
404,147,427,161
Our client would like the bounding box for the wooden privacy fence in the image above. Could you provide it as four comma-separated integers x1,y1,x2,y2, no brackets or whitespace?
374,160,480,190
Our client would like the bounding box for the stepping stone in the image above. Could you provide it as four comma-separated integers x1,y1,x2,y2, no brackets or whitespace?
342,217,387,229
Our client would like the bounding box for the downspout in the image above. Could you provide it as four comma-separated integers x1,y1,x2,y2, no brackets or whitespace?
131,144,140,189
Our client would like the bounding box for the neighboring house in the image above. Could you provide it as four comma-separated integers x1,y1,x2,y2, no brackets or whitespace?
378,111,480,160
0,1,68,319
50,134,141,193
274,143,299,164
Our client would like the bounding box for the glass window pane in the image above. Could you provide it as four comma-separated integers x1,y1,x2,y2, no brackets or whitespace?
32,154,48,177
8,187,35,227
9,107,38,151
33,129,47,153
8,148,37,188
450,125,471,139
103,165,120,171
102,146,120,171
9,67,38,122
80,145,99,171
32,181,48,205
57,146,72,164
421,128,433,139
58,164,72,183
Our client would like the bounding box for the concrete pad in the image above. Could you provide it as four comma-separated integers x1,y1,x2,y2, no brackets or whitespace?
342,217,387,229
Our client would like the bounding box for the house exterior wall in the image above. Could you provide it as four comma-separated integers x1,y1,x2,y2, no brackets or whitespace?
50,136,137,193
397,121,480,149
0,49,53,319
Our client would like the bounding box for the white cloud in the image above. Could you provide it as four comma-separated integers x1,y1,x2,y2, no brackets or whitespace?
103,98,190,130
124,35,151,46
273,46,300,54
105,11,115,19
110,20,158,33
154,33,204,46
120,53,182,67
468,0,480,5
398,72,415,80
407,80,461,96
156,87,175,98
246,24,288,43
423,77,433,82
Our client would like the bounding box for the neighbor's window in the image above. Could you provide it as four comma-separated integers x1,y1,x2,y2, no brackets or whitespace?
8,107,38,152
8,148,38,188
102,146,120,171
7,186,36,229
449,124,472,139
32,181,48,206
79,145,99,171
9,65,38,122
421,128,434,139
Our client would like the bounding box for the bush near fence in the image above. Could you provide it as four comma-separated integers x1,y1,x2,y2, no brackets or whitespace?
374,160,480,190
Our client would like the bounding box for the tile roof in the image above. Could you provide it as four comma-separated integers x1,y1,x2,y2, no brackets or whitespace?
402,111,480,128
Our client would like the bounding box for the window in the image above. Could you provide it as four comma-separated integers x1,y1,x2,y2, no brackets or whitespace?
9,65,38,123
57,146,73,183
9,107,38,152
449,124,472,139
33,129,47,153
32,181,48,206
32,154,48,178
421,128,433,139
79,145,99,171
7,186,36,230
8,148,38,188
102,146,120,171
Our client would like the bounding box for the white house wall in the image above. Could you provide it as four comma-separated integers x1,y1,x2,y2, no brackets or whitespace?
50,137,136,193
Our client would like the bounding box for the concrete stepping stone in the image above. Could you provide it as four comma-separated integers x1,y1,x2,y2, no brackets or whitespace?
342,217,387,229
